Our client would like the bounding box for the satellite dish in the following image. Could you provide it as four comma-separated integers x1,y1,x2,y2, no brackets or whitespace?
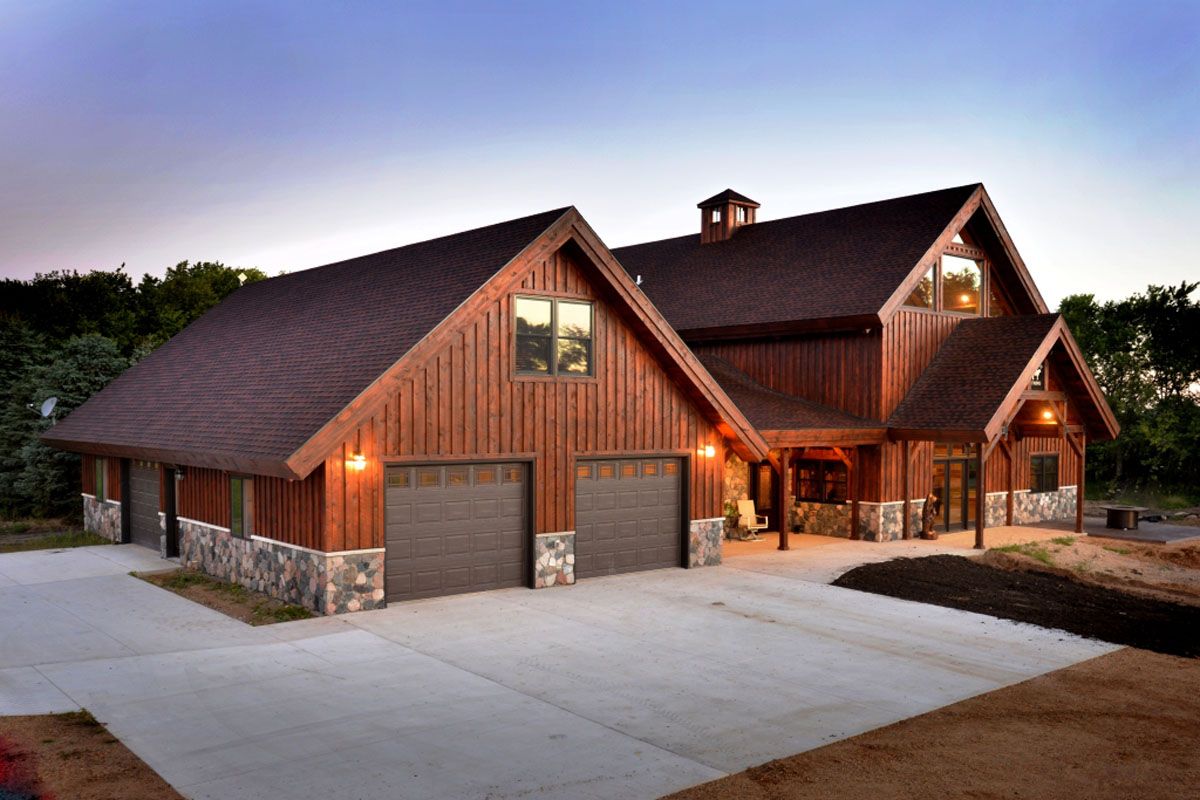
40,397,58,418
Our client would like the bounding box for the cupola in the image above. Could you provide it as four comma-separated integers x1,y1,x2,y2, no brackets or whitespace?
698,189,759,243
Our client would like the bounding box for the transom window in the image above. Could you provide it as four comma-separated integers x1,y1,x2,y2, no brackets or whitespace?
1030,455,1058,494
515,296,593,376
230,476,254,538
795,459,848,503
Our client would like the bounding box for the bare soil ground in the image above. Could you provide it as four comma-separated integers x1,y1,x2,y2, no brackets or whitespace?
832,553,1200,656
0,710,184,800
136,568,314,625
663,648,1200,800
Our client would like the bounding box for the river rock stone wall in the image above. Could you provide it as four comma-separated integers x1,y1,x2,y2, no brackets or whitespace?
788,502,851,537
858,500,925,542
534,532,575,588
985,486,1076,527
178,519,384,615
689,518,723,567
82,495,121,542
723,453,749,510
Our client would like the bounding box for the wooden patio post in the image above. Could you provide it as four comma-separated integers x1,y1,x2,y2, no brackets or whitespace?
902,440,911,540
850,447,861,541
1006,440,1015,526
778,448,792,551
974,443,986,550
1076,431,1086,533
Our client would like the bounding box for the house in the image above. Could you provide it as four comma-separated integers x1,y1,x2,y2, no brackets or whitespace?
44,184,1118,614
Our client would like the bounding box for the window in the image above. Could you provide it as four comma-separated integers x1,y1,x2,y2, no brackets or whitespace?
230,476,254,538
988,281,1010,316
735,206,747,223
710,208,721,223
95,457,107,501
1030,455,1058,493
904,265,934,309
515,297,593,376
795,459,848,503
1030,362,1046,390
941,255,981,314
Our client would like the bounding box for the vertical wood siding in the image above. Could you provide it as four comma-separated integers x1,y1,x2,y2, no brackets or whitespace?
256,468,326,550
176,467,231,528
880,310,961,418
323,248,725,551
693,332,882,419
80,454,122,502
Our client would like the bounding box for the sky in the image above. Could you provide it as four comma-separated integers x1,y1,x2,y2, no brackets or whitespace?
0,1,1196,307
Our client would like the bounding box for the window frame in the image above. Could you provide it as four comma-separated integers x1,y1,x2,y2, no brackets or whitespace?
230,475,255,538
513,295,595,378
1030,454,1059,494
794,458,849,504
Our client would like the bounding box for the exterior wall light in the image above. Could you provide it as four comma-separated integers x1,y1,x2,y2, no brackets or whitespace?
697,445,716,458
347,450,367,471
1042,409,1054,420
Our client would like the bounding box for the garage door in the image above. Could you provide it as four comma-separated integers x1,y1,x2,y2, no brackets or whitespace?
384,463,527,603
129,461,161,551
574,457,682,579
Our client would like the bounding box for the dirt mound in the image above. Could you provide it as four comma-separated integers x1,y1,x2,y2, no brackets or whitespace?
833,554,1200,657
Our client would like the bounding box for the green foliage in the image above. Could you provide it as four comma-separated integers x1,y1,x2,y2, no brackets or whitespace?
991,541,1055,566
0,530,111,554
0,261,264,519
1049,536,1076,547
1059,282,1200,497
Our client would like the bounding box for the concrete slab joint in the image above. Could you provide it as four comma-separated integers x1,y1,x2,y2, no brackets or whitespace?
534,531,575,588
178,518,385,615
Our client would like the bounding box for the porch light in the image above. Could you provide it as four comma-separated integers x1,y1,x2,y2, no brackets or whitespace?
697,445,716,458
1042,409,1054,420
347,450,367,471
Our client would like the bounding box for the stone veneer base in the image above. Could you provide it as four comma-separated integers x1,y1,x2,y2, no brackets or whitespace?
178,518,384,615
689,518,723,567
986,486,1078,528
82,494,121,542
534,532,575,588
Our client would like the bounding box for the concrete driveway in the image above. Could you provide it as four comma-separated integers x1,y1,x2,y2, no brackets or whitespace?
0,544,1114,799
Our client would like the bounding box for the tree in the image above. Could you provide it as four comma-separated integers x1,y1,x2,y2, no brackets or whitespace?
13,336,130,518
136,261,267,349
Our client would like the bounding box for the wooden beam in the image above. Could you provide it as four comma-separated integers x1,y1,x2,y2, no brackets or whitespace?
850,446,862,541
1076,431,1086,533
778,448,792,551
975,444,986,549
943,241,987,260
902,440,911,540
996,436,1015,526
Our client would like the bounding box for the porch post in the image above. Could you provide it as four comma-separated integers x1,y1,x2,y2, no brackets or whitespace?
850,447,861,541
778,448,792,551
974,443,986,550
1006,440,1015,526
902,440,911,540
1076,431,1086,533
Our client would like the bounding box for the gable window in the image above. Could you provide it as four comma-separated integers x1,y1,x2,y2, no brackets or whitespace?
1030,455,1058,494
904,265,934,309
95,457,107,501
795,459,848,503
230,476,254,538
515,296,593,376
941,255,981,314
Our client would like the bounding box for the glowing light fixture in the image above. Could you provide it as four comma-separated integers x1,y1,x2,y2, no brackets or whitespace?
698,444,716,458
959,293,971,304
347,450,367,471
1042,409,1054,420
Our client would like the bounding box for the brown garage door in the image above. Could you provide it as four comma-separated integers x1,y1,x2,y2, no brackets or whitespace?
384,463,527,603
129,461,161,551
574,457,682,579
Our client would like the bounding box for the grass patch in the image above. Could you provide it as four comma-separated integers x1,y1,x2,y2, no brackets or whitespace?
991,541,1055,566
0,530,110,554
135,568,315,626
1049,536,1076,547
1104,545,1133,555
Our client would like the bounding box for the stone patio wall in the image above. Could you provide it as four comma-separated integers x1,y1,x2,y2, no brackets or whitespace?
178,518,384,615
985,486,1077,527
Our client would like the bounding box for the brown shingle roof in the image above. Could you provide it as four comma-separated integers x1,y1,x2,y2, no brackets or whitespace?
887,314,1060,435
699,355,882,432
698,189,759,208
44,208,572,473
614,184,979,333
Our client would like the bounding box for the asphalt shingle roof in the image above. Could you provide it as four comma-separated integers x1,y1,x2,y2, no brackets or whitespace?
614,184,979,332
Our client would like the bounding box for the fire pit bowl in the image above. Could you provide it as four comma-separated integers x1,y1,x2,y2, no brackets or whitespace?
1100,505,1148,531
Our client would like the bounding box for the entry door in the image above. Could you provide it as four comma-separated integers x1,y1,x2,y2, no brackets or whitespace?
574,457,682,579
129,461,161,551
932,458,977,532
384,463,527,603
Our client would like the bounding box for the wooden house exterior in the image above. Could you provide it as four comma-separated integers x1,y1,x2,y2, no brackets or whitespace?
53,184,1117,615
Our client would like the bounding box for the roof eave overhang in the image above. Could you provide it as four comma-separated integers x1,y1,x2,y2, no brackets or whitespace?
38,434,305,480
761,428,889,447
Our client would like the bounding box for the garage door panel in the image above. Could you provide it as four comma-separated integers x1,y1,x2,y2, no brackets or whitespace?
385,462,527,603
574,457,681,580
129,462,161,551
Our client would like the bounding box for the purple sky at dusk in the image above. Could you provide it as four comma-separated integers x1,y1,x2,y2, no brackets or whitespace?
1,1,1196,306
